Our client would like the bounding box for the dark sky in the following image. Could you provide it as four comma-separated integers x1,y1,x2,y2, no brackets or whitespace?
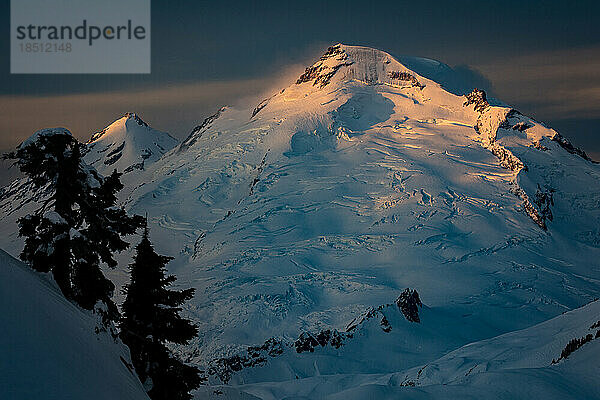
1,0,599,182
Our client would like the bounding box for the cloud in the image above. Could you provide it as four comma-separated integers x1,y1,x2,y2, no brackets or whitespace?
0,63,308,151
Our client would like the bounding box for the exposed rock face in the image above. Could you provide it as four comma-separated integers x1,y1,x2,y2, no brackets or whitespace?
551,133,595,163
296,45,354,88
463,88,489,113
380,315,392,332
178,107,226,152
388,71,425,89
534,185,554,225
124,112,148,127
466,103,562,229
489,144,527,172
512,121,532,132
202,290,421,383
294,329,345,353
103,141,126,166
206,338,284,383
552,318,600,364
396,288,423,323
251,98,270,118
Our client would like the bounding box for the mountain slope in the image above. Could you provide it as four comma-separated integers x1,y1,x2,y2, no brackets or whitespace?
84,112,178,177
195,300,600,399
0,249,148,400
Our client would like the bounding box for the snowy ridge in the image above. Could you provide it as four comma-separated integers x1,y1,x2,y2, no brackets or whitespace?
195,300,600,399
396,299,600,387
0,249,148,400
178,107,227,153
202,289,426,384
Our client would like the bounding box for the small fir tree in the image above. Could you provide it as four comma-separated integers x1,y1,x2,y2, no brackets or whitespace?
121,222,201,400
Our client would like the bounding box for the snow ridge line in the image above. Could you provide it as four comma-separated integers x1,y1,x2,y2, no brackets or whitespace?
178,107,227,152
465,91,547,229
201,289,423,384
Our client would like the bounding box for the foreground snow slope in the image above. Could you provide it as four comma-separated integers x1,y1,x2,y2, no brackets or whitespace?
195,300,600,399
0,249,148,400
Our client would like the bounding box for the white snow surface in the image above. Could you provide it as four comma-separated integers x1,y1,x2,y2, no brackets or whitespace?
84,112,178,178
2,44,600,397
0,249,148,400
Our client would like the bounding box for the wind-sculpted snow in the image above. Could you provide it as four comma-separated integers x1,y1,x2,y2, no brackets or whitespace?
396,300,600,387
2,44,600,397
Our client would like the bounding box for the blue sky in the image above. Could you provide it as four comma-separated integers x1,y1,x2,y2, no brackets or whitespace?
1,0,599,164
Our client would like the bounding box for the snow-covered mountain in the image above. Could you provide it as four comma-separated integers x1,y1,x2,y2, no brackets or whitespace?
2,44,600,398
0,249,149,400
84,112,178,177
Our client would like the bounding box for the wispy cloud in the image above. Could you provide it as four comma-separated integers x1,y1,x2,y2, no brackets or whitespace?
0,64,307,151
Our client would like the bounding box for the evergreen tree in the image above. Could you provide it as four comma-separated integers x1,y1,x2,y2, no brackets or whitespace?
4,128,143,322
121,222,201,400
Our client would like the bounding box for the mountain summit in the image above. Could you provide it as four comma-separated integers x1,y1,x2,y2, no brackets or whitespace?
84,112,178,177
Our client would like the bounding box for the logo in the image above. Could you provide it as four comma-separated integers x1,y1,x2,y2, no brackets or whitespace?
11,0,150,74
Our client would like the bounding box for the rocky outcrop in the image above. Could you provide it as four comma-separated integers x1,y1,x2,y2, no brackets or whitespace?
206,338,284,383
552,319,600,364
123,112,149,127
512,121,532,132
203,290,424,383
296,45,354,88
179,107,226,152
396,288,423,323
466,103,558,229
534,185,554,225
251,98,269,118
512,187,547,230
103,141,126,166
294,329,345,353
388,71,425,89
463,88,489,113
488,144,527,172
551,132,595,163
